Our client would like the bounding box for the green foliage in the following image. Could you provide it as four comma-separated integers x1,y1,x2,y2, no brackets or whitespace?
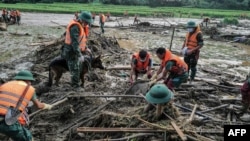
0,2,248,19
223,18,239,25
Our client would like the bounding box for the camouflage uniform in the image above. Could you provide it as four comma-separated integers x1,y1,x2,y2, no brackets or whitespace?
184,33,203,81
61,25,81,88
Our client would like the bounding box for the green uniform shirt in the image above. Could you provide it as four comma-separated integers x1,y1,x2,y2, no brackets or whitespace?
165,61,175,71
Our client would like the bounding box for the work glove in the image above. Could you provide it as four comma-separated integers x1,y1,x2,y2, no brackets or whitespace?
149,79,157,86
151,74,158,81
79,55,85,63
42,103,53,110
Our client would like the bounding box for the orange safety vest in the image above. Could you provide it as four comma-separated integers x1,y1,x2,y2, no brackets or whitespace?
132,52,150,71
16,10,20,16
2,9,6,15
0,81,35,125
185,26,201,49
101,14,106,23
161,49,172,68
65,20,87,52
168,54,188,75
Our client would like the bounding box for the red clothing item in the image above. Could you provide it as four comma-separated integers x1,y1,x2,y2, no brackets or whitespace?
241,81,250,104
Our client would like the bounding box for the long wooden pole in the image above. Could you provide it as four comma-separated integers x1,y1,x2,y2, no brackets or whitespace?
169,26,175,51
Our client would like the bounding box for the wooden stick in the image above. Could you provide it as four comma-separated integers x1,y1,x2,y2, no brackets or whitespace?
106,66,157,70
68,95,143,99
29,97,68,117
200,104,229,113
171,121,187,141
169,26,175,51
77,127,163,133
189,104,198,121
91,133,154,141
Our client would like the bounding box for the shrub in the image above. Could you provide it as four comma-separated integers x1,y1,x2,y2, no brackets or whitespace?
223,18,239,25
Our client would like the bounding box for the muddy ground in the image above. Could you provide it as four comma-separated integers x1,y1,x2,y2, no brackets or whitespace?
1,12,250,141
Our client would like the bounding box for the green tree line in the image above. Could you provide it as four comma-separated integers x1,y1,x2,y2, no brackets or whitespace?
2,0,250,10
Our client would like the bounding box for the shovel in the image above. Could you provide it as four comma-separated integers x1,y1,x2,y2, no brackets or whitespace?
5,107,21,125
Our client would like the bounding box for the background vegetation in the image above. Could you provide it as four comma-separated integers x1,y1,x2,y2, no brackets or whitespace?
2,0,250,10
0,0,249,19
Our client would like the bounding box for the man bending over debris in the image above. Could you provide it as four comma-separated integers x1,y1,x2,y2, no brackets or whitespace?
61,11,93,90
130,50,152,84
144,84,179,119
239,77,250,118
181,21,203,84
0,70,53,141
150,48,188,91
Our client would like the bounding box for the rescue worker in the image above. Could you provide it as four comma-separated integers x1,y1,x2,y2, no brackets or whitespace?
15,9,21,25
61,11,93,89
10,10,16,24
151,47,188,91
201,17,210,27
74,11,79,20
106,12,110,21
239,77,250,116
2,8,8,23
181,21,203,84
99,13,105,34
0,70,53,141
133,14,140,25
130,50,152,84
144,84,178,119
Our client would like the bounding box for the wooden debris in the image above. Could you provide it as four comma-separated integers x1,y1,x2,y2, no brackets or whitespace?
200,104,229,113
171,121,187,141
77,127,163,133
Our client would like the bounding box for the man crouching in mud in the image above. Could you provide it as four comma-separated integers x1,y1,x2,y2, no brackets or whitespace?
143,84,179,120
238,77,250,121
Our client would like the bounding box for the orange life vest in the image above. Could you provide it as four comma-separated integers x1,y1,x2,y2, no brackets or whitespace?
16,10,20,16
100,14,106,23
65,20,87,52
132,52,150,72
11,10,16,17
185,26,201,49
161,49,172,68
168,54,188,75
0,81,35,125
2,9,6,15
